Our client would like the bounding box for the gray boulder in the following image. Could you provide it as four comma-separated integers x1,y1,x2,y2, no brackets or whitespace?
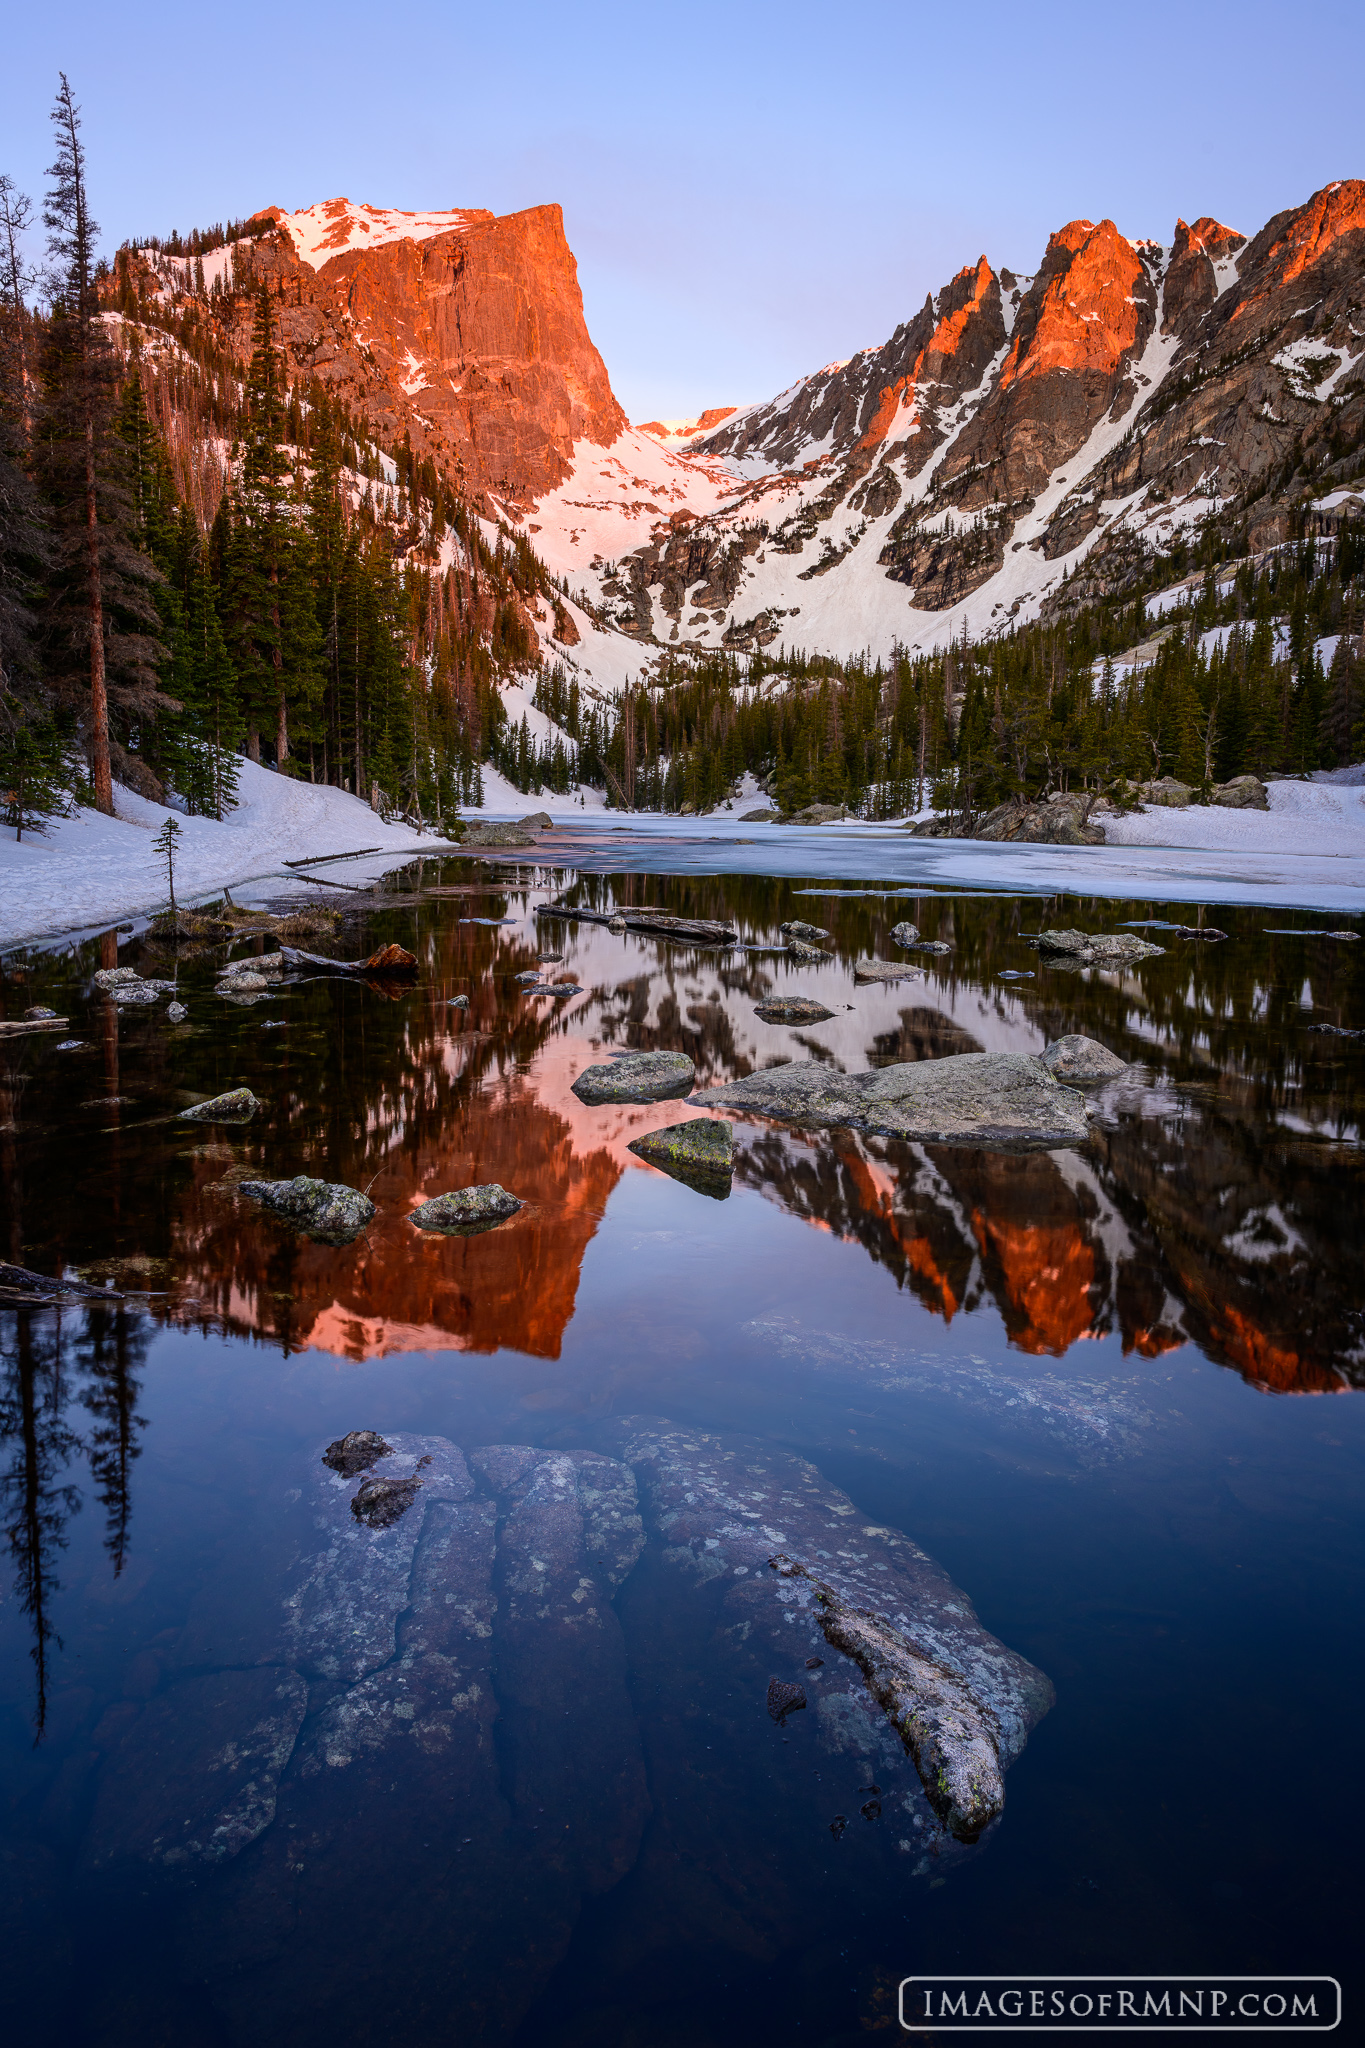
1212,774,1268,810
572,1050,695,1105
779,919,831,944
738,807,779,822
1141,776,1193,808
166,1001,188,1023
410,1184,523,1235
627,1118,733,1197
783,803,847,825
787,940,832,964
519,810,554,829
92,965,142,990
691,1051,1091,1147
1040,1034,1128,1082
180,1087,262,1123
753,996,836,1024
239,1175,375,1244
854,959,921,984
891,921,920,947
1028,928,1165,966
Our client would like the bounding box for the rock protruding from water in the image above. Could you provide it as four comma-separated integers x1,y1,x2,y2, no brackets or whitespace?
787,940,832,964
854,959,921,983
780,919,831,945
767,1678,806,1722
180,1087,262,1123
322,1431,393,1476
1041,1035,1128,1082
691,1052,1090,1147
891,921,919,948
410,1184,523,1234
351,1472,423,1529
239,1175,376,1244
572,1050,696,1105
519,810,554,829
1028,928,1165,965
627,1118,733,1197
753,996,836,1024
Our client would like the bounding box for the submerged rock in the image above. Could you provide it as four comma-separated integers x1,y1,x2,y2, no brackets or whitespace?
627,1118,733,1197
780,919,831,945
1028,928,1165,966
238,1175,376,1244
767,1678,807,1722
891,921,919,948
410,1184,523,1234
691,1051,1091,1147
1040,1034,1128,1082
180,1087,262,1123
609,1423,1053,1840
572,1050,695,1105
754,996,836,1024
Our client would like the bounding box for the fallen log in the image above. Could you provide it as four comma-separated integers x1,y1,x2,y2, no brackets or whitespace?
537,904,737,944
279,942,419,978
0,1016,70,1037
284,847,384,868
0,1263,121,1303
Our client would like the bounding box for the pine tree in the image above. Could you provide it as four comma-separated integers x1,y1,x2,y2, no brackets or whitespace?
39,76,167,807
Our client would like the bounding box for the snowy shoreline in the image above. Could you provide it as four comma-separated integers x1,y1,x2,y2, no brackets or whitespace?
2,760,1363,953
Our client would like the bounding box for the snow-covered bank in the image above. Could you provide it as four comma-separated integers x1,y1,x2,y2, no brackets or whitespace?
1103,776,1365,861
0,761,459,951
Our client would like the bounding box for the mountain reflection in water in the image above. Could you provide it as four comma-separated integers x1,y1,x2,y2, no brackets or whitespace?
0,867,1360,1392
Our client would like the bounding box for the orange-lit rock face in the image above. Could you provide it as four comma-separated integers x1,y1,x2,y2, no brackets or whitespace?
1257,179,1365,289
857,256,999,457
1210,1306,1339,1396
1000,219,1146,387
237,201,626,507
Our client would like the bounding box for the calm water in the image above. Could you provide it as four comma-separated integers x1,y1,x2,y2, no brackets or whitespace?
1,865,1362,2046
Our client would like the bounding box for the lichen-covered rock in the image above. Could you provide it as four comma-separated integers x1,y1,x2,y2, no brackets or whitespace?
691,1051,1091,1147
787,940,832,964
1040,1034,1129,1082
1029,928,1164,965
754,996,836,1024
784,803,847,825
627,1118,733,1197
238,1175,375,1244
92,966,142,990
916,939,953,955
218,971,268,994
779,919,831,944
891,921,920,948
352,1472,423,1528
739,806,779,822
410,1184,522,1234
1141,776,1193,808
166,1001,188,1023
180,1087,263,1123
572,1050,695,1105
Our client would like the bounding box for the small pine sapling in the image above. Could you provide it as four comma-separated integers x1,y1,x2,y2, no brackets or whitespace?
152,813,183,918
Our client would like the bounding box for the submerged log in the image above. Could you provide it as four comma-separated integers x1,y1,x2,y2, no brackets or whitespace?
280,942,419,978
537,904,737,944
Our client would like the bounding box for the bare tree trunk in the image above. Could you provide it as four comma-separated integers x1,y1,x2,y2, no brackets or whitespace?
86,398,112,813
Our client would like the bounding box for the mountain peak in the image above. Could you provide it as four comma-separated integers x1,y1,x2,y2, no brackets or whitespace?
260,197,494,271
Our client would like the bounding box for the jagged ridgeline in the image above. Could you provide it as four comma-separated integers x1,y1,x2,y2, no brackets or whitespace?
1,95,1363,831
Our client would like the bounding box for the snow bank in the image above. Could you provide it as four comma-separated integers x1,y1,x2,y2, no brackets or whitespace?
1103,777,1365,860
0,760,457,951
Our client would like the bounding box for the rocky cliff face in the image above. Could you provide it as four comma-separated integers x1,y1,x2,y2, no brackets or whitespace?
177,198,627,509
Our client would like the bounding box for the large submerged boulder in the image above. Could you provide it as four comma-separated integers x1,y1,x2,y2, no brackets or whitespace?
409,1184,523,1234
691,1051,1091,1147
1027,928,1165,966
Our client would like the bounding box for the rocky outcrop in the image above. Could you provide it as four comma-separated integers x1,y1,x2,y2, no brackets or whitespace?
180,1087,262,1122
910,794,1106,845
1026,930,1165,966
239,1176,376,1244
692,1051,1092,1146
571,1050,696,1105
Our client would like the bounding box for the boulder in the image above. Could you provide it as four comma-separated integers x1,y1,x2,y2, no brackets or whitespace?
409,1184,523,1234
447,994,470,1009
460,821,536,848
92,966,142,990
1028,928,1165,966
1040,1034,1128,1082
571,1050,696,1105
783,803,847,825
917,939,953,955
891,921,920,947
627,1118,733,1197
779,919,831,944
753,997,836,1024
691,1051,1091,1147
322,1430,392,1476
238,1175,376,1245
853,959,921,984
180,1087,262,1123
518,811,554,829
974,797,1106,846
738,807,779,822
1140,776,1193,808
218,971,269,994
1212,774,1269,810
787,940,832,964
166,1001,188,1023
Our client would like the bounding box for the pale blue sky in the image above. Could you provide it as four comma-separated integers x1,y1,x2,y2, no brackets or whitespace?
5,1,1360,420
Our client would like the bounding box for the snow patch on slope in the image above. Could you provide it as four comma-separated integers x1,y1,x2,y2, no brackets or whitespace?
277,199,483,271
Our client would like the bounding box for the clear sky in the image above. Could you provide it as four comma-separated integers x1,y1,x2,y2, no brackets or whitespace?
5,0,1360,421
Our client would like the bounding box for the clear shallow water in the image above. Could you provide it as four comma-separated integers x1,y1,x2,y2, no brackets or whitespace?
1,867,1362,2045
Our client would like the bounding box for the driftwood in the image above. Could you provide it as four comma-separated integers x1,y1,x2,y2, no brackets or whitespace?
280,943,419,978
537,904,737,945
0,1017,69,1037
0,1263,121,1304
284,847,384,868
